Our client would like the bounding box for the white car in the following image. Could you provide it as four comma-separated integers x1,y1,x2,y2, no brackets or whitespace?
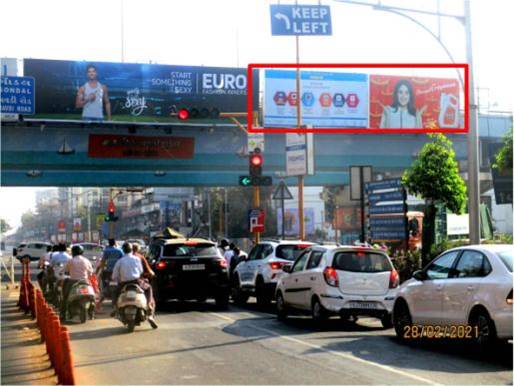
232,240,315,306
275,245,399,328
16,241,52,262
393,244,513,347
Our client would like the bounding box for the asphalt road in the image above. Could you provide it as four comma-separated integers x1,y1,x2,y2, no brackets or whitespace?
3,258,513,385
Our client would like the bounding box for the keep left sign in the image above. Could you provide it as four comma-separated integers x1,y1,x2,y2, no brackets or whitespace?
270,4,332,36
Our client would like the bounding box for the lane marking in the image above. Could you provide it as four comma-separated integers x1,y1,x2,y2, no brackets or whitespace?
210,312,440,386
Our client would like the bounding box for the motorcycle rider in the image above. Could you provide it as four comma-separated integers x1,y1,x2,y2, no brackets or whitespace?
112,242,158,329
50,243,72,296
95,239,123,307
37,245,53,290
61,245,94,317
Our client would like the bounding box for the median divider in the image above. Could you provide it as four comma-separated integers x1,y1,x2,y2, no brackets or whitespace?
18,261,76,385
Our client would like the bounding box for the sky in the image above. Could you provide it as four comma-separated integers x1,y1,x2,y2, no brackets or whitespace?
1,0,513,233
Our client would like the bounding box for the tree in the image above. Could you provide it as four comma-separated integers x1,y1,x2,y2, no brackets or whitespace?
402,134,467,264
493,127,513,173
0,218,11,234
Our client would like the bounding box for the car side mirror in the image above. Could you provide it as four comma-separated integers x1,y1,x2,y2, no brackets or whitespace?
282,265,292,273
413,270,426,281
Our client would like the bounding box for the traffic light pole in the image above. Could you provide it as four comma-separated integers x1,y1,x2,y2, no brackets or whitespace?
295,33,305,241
108,188,114,239
253,112,261,244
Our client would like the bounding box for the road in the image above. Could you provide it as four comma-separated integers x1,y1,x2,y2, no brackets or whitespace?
2,258,512,385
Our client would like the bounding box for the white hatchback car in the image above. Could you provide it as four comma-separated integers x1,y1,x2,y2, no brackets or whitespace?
16,241,52,262
393,244,513,347
275,245,399,328
232,240,315,306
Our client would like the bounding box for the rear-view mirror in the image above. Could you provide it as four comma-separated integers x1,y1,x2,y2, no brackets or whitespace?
412,270,426,281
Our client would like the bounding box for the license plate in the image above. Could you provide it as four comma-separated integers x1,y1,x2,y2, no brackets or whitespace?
182,264,205,271
126,290,137,299
349,301,378,309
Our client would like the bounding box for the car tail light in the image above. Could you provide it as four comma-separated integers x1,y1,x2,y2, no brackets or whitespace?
184,240,198,246
218,259,228,268
79,288,89,294
323,267,339,287
297,244,311,249
156,261,167,270
269,261,286,270
507,290,513,305
389,269,400,289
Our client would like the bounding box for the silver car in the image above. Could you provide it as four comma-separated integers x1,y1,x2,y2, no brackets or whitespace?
393,244,513,347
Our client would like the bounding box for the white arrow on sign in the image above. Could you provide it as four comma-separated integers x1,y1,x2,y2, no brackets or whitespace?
274,12,291,30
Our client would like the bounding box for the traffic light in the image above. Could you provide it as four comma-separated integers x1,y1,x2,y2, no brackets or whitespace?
177,107,220,120
105,200,119,222
249,150,263,177
239,149,272,186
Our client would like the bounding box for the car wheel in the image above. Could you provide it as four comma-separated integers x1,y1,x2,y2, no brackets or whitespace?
381,313,393,329
276,292,288,321
393,301,412,342
470,309,497,349
256,278,271,307
231,276,249,305
311,297,328,323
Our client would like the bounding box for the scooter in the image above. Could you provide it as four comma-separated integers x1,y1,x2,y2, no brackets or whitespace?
116,282,148,333
61,280,96,323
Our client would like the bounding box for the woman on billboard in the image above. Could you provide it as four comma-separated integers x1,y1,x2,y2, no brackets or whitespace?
379,79,426,129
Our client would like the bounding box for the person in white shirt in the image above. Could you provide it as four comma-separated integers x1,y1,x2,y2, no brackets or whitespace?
112,242,157,328
37,245,54,291
61,245,94,318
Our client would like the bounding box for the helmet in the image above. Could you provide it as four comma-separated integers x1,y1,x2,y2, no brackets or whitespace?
71,244,84,256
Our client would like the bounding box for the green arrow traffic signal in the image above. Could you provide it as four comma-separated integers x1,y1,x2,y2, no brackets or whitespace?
239,176,252,186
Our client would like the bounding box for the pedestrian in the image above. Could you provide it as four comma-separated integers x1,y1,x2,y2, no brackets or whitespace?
223,242,236,268
218,239,229,256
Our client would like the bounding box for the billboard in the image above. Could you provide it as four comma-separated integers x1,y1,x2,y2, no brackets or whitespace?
370,75,460,129
264,70,369,128
23,59,257,123
277,207,315,236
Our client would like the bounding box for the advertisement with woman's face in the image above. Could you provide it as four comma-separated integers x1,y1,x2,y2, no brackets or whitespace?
370,75,460,129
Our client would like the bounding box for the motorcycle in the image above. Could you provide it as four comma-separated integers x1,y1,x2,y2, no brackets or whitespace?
50,263,69,307
116,282,148,333
61,280,96,323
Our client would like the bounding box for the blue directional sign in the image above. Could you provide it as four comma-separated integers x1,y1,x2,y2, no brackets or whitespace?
270,4,332,36
368,190,405,204
370,231,407,240
369,204,405,215
1,76,35,114
369,217,406,227
365,179,402,192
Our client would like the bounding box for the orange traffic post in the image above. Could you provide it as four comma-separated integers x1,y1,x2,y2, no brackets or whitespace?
60,327,75,385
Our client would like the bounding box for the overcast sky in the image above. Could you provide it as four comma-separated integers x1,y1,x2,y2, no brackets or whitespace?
1,0,513,233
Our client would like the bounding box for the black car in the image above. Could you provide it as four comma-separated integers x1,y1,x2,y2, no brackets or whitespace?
148,238,230,309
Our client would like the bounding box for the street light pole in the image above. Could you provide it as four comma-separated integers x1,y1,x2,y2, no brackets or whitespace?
464,0,481,244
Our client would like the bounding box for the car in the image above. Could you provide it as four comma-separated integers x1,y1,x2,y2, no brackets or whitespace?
393,244,513,347
232,240,315,306
275,245,399,327
72,242,104,269
147,237,230,309
16,241,52,262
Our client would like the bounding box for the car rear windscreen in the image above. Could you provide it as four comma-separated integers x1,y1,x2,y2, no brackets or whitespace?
497,250,513,272
332,251,392,272
276,245,311,261
163,244,219,257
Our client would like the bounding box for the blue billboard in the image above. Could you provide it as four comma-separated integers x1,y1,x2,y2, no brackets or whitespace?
23,59,258,123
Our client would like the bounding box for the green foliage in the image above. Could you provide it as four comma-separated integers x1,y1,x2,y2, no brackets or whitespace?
391,249,422,283
493,127,513,172
402,134,467,214
0,218,11,234
429,238,470,261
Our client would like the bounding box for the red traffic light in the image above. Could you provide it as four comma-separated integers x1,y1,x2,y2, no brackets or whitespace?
250,154,263,167
178,108,190,120
108,200,116,214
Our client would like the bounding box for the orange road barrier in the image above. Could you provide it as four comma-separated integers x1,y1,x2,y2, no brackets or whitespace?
18,261,76,385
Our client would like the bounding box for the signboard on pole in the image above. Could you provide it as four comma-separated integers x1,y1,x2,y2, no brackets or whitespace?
286,133,314,176
270,4,332,36
350,166,372,201
73,218,82,232
248,209,265,233
1,76,35,115
58,219,66,233
247,132,265,152
272,181,293,200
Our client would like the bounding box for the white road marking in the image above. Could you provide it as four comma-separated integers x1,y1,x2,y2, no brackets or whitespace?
210,311,440,386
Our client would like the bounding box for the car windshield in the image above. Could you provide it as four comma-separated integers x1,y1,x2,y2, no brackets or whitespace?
276,244,311,261
163,243,218,257
497,250,513,272
332,251,392,272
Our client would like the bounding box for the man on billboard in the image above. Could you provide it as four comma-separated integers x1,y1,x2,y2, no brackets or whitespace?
75,64,111,121
379,79,426,129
